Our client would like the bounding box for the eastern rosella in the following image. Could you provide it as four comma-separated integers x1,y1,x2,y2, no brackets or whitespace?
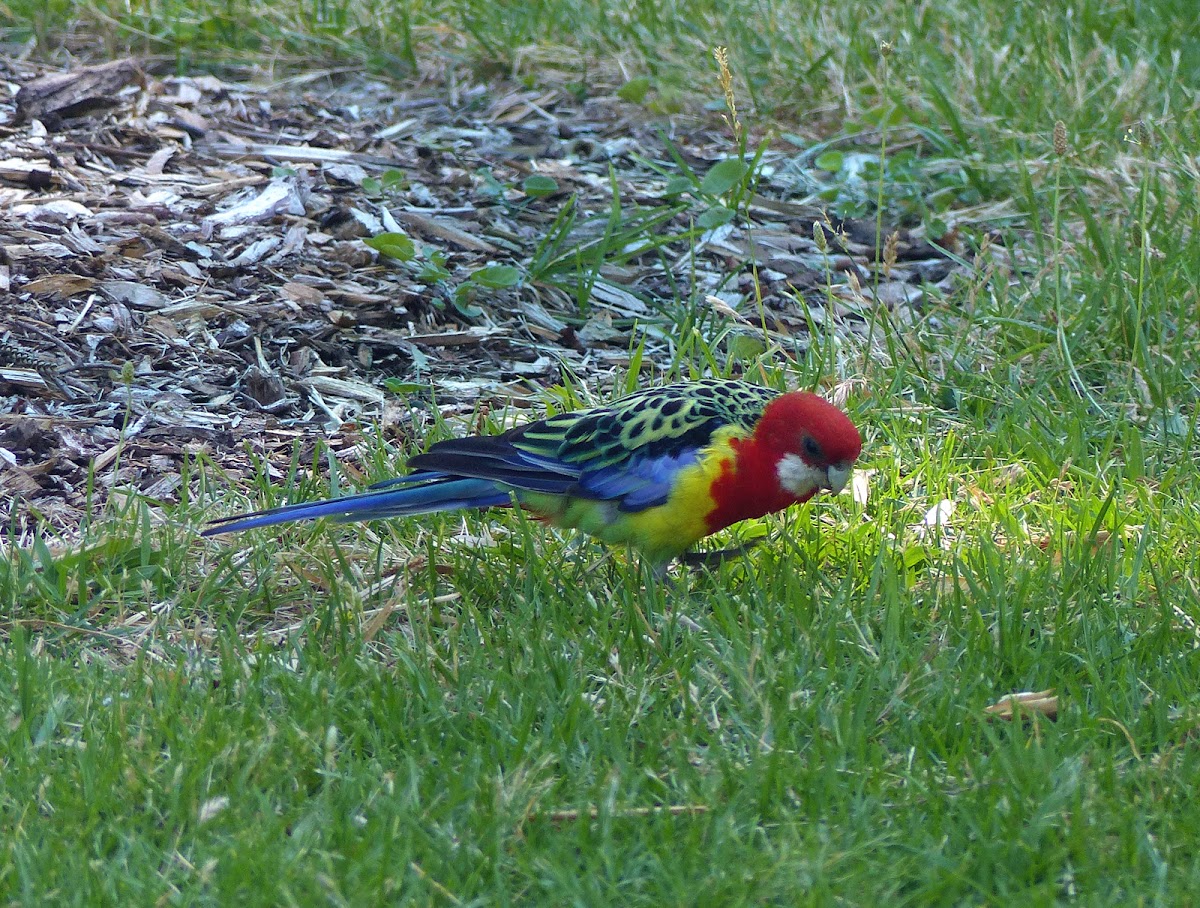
202,379,862,565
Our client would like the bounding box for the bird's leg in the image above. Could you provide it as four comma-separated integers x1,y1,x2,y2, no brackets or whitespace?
679,538,763,570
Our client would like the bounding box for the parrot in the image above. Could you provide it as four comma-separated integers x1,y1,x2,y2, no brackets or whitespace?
202,379,862,566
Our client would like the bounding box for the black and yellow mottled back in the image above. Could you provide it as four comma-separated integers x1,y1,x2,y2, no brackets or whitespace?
513,379,777,468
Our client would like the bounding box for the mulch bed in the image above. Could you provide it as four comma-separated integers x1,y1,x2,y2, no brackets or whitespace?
0,55,979,539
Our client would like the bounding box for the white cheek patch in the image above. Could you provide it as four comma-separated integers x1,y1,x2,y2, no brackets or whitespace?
776,453,827,498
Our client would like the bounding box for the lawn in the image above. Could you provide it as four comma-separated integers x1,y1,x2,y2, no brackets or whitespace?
2,0,1199,904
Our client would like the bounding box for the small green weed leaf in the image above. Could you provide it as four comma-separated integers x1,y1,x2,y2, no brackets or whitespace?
361,176,382,195
700,158,749,196
417,258,452,283
522,175,559,198
863,103,906,128
726,334,766,363
617,77,651,103
475,168,507,198
365,232,416,261
815,151,844,172
453,285,485,318
664,176,694,197
470,264,522,289
382,379,429,395
697,205,736,229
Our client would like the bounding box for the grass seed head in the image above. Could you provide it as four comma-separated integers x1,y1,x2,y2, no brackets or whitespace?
713,45,742,146
1053,120,1068,157
883,230,899,276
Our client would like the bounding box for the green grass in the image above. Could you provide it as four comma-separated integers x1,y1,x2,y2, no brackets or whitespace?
8,0,1197,147
5,0,1200,903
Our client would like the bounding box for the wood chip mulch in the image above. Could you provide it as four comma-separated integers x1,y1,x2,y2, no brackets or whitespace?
0,56,991,540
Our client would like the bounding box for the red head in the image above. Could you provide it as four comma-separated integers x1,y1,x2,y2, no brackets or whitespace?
705,390,862,534
754,391,862,499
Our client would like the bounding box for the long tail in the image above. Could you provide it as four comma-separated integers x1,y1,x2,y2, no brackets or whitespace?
201,475,512,536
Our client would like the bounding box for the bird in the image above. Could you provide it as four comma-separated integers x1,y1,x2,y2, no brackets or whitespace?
202,379,862,566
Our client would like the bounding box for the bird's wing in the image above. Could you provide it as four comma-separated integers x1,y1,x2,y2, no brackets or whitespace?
398,435,581,494
406,381,775,511
506,380,777,511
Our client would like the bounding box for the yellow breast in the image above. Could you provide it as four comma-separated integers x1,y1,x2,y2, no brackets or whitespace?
527,425,747,563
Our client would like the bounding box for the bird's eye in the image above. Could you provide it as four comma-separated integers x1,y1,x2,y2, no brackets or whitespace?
802,435,822,460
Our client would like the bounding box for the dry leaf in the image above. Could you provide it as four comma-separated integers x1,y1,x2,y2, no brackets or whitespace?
985,689,1058,721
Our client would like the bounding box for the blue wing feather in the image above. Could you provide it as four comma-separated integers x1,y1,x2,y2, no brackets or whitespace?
576,448,700,512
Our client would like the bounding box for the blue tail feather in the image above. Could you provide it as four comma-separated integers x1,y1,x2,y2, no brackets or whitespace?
202,477,512,536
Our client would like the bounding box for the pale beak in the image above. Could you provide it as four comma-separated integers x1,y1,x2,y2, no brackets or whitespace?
825,462,852,494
